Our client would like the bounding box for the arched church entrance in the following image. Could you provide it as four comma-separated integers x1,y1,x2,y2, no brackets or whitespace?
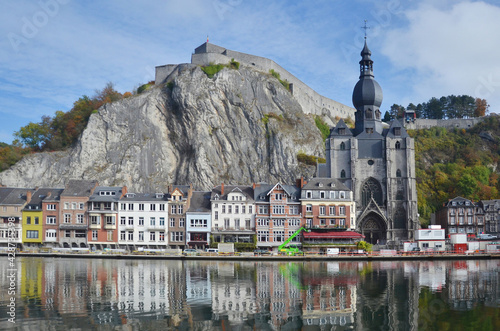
359,213,386,245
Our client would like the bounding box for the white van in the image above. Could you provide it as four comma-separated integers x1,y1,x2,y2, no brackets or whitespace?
327,248,339,255
206,248,218,253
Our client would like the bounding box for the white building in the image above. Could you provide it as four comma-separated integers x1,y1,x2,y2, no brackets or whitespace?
414,225,445,251
210,184,255,246
186,191,212,249
118,191,169,250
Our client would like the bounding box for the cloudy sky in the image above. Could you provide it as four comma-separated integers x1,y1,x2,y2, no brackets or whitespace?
1,0,500,144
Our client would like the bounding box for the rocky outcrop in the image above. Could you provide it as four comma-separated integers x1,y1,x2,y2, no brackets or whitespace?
0,64,327,191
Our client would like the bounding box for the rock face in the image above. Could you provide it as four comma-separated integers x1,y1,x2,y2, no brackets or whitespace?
0,65,327,191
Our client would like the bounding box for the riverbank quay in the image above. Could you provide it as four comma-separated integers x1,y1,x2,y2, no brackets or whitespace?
2,251,499,261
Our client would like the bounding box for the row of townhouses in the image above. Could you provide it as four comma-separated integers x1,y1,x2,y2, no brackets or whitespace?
0,177,359,252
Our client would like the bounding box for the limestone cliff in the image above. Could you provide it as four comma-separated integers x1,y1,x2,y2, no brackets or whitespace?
0,64,326,191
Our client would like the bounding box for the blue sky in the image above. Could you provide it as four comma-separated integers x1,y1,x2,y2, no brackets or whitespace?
1,0,500,144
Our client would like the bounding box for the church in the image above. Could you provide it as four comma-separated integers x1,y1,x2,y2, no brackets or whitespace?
318,39,419,245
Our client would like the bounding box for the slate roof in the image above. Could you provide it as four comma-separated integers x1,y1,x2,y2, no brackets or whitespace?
444,196,475,207
385,118,409,138
120,192,168,202
329,119,353,137
89,186,124,202
211,185,254,201
170,185,191,198
0,187,34,206
26,188,64,208
253,183,301,203
301,178,351,192
61,180,98,197
187,191,212,213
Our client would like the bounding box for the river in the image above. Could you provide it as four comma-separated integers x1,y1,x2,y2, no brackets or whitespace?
0,257,498,330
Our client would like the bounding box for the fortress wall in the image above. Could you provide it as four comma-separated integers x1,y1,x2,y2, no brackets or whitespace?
405,118,484,130
155,64,177,85
191,49,356,120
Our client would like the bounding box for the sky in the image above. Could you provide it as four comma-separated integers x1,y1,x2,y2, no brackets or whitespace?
1,0,500,144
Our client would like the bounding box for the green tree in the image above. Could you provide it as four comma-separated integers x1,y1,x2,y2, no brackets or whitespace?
14,121,50,149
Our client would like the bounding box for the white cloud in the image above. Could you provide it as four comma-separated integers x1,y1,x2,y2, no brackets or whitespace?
381,1,500,112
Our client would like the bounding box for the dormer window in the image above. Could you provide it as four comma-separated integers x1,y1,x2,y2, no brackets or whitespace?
318,183,323,187
394,127,401,136
365,128,373,134
155,193,164,199
339,128,345,135
306,191,312,199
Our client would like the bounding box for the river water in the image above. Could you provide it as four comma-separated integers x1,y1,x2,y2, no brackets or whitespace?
0,257,498,330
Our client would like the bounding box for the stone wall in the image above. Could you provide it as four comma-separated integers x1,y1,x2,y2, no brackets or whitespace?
404,117,484,130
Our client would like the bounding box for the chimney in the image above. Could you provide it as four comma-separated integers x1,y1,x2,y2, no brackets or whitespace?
221,183,224,196
296,177,306,188
26,190,32,203
253,183,256,190
121,186,128,198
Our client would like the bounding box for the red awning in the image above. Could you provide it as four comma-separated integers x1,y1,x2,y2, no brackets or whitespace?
303,231,364,239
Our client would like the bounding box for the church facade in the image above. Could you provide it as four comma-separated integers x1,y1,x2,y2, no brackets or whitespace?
318,40,419,244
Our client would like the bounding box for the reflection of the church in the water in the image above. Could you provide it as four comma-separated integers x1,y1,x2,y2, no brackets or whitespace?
2,257,498,330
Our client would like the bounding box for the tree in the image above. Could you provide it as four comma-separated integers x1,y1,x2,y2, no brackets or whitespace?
474,98,489,117
14,121,50,150
389,104,405,119
382,111,391,122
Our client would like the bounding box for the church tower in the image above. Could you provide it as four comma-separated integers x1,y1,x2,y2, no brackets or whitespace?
322,37,418,244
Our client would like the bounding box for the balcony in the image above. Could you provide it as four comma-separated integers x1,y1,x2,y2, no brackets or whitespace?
104,223,116,230
59,224,88,230
89,223,101,229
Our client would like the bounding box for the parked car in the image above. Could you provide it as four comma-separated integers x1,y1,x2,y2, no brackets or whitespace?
477,234,497,240
254,249,271,256
205,248,218,253
183,249,198,256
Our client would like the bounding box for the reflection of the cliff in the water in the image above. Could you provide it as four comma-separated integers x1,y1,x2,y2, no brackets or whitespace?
0,258,498,330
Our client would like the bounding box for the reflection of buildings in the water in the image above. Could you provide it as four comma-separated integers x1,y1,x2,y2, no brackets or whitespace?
355,261,420,331
211,262,256,324
415,261,447,291
301,262,357,328
446,260,499,310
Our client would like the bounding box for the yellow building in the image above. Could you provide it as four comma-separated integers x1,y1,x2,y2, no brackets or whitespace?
21,189,47,247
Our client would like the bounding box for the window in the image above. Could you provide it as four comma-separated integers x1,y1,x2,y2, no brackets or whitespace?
92,231,98,241
227,205,232,214
46,216,56,224
273,219,284,227
64,202,69,209
178,205,184,214
159,204,165,211
340,142,345,150
319,206,326,215
258,205,268,214
272,205,285,214
159,232,165,241
329,219,335,226
257,219,269,226
288,219,300,227
171,204,177,214
215,211,219,220
306,191,312,199
339,128,345,135
46,230,56,239
90,215,100,225
72,202,77,210
235,205,239,214
191,219,208,227
339,206,346,215
329,206,336,215
242,205,246,214
224,219,230,229
248,206,253,214
121,203,126,211
79,203,84,210
47,204,56,210
150,217,156,226
27,216,31,225
170,218,175,227
274,230,284,242
320,219,326,226
394,128,401,136
235,219,240,229
139,217,144,226
179,218,185,227
128,217,133,226
128,203,134,211
290,205,299,215
222,205,226,213
65,230,71,238
64,214,71,223
120,231,126,241
120,217,126,225
33,216,39,224
339,219,345,227
396,169,401,177
159,217,165,226
107,231,113,241
306,204,312,213
245,219,251,229
139,204,144,211
105,216,115,225
330,191,336,199
150,204,156,211
275,193,282,201
26,230,39,239
171,232,184,242
138,231,144,241
320,191,326,199
150,232,156,241
258,230,269,242
127,231,133,241
340,169,346,178
77,214,84,224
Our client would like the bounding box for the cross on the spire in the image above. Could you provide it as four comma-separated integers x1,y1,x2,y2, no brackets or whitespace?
361,20,370,40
